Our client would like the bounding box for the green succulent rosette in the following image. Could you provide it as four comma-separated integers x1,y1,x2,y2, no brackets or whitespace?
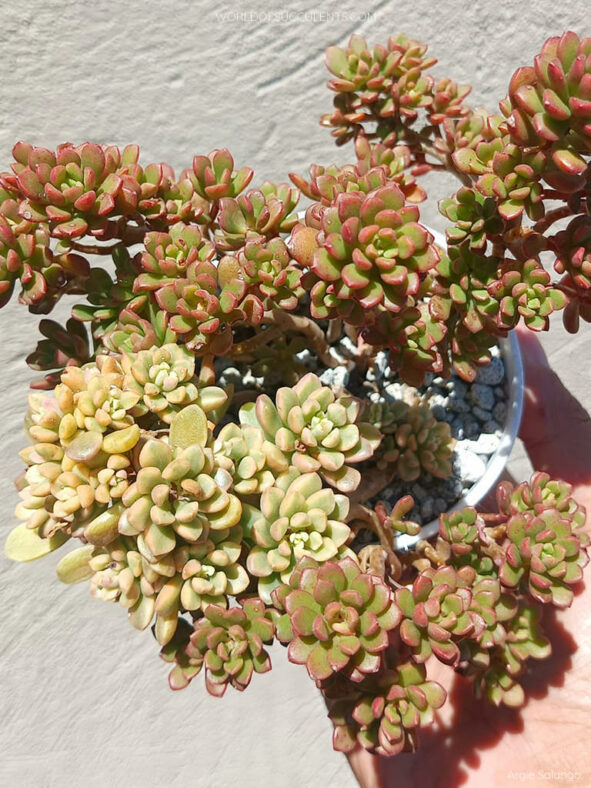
119,437,242,560
499,508,588,607
214,183,299,251
396,565,482,664
439,507,480,557
320,34,438,144
461,600,551,707
174,524,249,612
290,161,389,205
354,137,427,202
171,599,275,695
240,372,381,493
453,139,546,222
121,343,227,424
369,400,454,481
0,211,77,309
187,148,254,201
431,244,501,334
213,423,290,496
497,472,587,535
283,556,401,682
154,259,264,354
488,258,567,331
439,186,504,251
434,108,505,157
309,185,439,323
237,236,304,311
327,661,446,756
85,536,183,644
135,222,216,293
11,356,142,547
242,472,352,602
500,31,591,181
0,141,130,238
102,302,175,355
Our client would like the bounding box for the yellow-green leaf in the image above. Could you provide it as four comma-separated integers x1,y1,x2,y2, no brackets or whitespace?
56,545,95,583
84,503,125,546
170,404,208,449
4,524,69,562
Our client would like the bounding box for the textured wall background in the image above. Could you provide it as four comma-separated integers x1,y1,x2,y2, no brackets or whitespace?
0,2,590,786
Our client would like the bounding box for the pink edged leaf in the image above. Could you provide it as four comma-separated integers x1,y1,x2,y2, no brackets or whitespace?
52,217,88,238
306,643,333,680
290,605,317,637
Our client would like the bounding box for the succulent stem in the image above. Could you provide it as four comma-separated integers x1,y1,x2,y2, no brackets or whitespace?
228,326,284,359
262,309,338,368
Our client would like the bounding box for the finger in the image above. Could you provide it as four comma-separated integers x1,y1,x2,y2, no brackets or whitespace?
516,327,591,498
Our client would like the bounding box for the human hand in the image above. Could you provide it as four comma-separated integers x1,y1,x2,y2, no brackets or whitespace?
346,328,591,788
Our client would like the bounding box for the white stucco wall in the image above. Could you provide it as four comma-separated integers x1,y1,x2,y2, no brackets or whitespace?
0,2,590,786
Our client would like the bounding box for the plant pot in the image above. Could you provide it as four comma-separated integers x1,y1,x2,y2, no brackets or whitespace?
395,229,525,548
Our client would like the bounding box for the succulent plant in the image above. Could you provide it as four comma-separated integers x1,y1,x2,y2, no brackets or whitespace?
554,215,591,289
553,214,591,331
321,34,438,144
0,214,71,308
173,525,249,612
119,436,242,559
488,258,567,331
364,302,447,386
462,600,551,707
281,556,401,682
369,400,455,480
155,259,265,354
101,302,175,355
214,184,299,251
243,472,351,602
25,317,92,389
135,223,216,292
499,508,588,607
164,598,275,695
86,537,181,645
439,187,504,251
240,372,381,492
500,32,591,171
434,108,505,157
308,186,439,323
2,30,591,767
327,660,446,755
439,507,480,557
237,236,303,310
187,148,254,201
121,343,227,423
214,423,290,496
395,565,483,664
10,353,149,548
497,472,587,534
453,141,546,222
374,496,421,539
290,161,388,206
431,244,501,334
0,142,134,238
